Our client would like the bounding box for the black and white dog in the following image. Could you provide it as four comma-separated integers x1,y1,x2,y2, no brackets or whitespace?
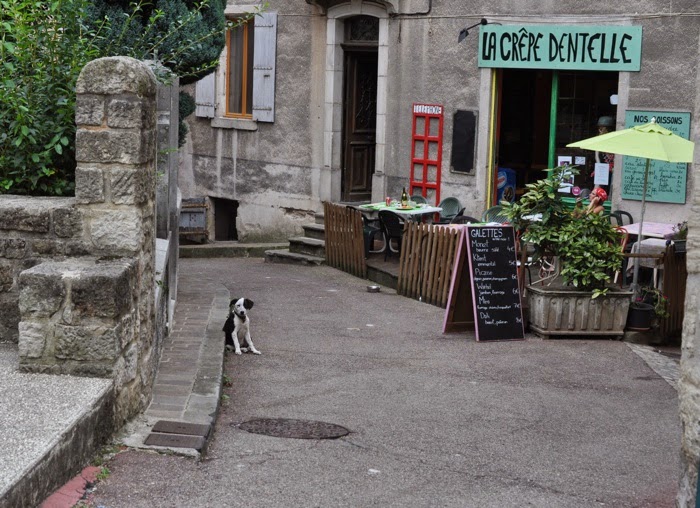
222,297,261,355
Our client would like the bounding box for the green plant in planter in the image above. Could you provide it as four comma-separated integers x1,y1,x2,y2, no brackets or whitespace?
639,286,670,319
502,165,624,298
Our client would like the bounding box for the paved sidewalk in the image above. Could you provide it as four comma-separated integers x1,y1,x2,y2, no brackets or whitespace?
120,271,230,456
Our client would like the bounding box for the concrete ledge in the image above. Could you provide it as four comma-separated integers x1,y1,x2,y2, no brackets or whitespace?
180,242,288,259
0,344,113,508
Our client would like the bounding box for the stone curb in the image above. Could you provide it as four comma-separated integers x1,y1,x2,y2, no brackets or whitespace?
117,287,228,458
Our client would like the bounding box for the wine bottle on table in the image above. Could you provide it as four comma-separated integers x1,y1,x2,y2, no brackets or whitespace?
401,187,408,206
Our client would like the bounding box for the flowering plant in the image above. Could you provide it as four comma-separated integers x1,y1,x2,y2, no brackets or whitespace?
672,221,688,240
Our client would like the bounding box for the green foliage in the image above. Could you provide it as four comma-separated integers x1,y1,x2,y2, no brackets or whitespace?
178,91,197,147
640,286,670,319
504,166,624,296
85,0,229,84
672,221,688,240
0,0,100,195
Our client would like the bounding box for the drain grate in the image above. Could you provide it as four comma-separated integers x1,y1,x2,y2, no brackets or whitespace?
237,418,350,440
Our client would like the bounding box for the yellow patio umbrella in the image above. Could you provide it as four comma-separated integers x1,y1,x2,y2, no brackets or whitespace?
567,118,695,293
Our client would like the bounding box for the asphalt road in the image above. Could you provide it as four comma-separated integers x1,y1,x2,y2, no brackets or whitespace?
87,258,680,508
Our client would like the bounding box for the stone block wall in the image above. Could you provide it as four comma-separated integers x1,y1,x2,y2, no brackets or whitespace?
678,203,700,505
0,196,84,342
7,56,161,428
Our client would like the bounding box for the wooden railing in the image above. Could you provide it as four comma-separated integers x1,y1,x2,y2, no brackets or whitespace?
397,222,461,307
323,202,366,279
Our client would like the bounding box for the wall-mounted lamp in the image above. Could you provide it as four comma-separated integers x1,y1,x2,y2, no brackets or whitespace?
458,18,500,43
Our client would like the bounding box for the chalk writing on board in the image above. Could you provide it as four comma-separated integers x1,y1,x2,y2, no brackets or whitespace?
621,110,691,204
466,226,524,341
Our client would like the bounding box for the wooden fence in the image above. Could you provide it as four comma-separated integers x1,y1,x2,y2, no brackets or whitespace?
323,202,366,278
660,244,687,340
397,222,461,307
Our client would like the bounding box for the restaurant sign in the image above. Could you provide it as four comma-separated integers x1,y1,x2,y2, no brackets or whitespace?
620,110,691,204
478,25,642,71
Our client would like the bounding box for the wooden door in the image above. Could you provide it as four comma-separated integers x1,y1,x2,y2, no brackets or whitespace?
342,49,377,202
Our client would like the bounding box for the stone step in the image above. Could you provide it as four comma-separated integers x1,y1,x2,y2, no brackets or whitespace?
289,236,325,258
264,249,325,266
303,223,325,241
314,213,325,226
179,242,288,259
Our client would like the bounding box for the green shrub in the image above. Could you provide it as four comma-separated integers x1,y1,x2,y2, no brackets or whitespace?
85,0,228,84
178,91,197,147
0,0,100,195
503,166,624,297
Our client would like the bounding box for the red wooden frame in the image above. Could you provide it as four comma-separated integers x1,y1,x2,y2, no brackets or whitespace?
409,103,444,206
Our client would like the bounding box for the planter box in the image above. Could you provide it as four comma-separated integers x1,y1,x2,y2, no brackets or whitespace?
527,285,633,338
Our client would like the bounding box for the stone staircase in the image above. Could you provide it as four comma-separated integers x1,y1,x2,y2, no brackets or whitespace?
264,213,325,265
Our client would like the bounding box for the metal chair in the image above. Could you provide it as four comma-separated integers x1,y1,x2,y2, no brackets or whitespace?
378,210,406,260
436,197,462,224
481,205,510,224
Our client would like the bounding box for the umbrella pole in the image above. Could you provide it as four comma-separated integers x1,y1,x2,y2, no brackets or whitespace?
630,158,651,297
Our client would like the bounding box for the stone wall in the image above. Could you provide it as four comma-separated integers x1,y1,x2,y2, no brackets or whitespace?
0,196,84,342
6,56,163,428
678,183,700,505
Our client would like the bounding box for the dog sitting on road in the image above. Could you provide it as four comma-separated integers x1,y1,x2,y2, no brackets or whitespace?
223,297,261,355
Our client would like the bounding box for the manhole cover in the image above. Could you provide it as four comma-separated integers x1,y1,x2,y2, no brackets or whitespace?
237,418,350,439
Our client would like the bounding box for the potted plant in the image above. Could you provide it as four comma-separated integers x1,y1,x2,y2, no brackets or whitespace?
502,166,632,338
626,286,669,331
666,221,688,253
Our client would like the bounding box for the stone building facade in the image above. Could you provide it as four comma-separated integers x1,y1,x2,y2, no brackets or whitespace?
182,1,699,241
182,1,700,504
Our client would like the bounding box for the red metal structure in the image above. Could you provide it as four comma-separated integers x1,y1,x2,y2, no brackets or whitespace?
410,103,444,206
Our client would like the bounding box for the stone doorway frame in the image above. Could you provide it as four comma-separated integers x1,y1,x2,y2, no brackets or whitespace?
321,2,390,204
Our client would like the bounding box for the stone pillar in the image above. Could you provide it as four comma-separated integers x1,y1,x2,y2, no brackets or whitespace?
678,178,700,505
17,57,159,427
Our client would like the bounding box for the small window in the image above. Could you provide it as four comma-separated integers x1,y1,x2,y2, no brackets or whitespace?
226,19,255,117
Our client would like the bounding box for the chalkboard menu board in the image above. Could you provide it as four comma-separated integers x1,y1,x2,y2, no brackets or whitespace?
621,110,691,204
466,226,524,341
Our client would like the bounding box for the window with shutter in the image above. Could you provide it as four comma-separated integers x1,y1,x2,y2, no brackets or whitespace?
222,11,277,123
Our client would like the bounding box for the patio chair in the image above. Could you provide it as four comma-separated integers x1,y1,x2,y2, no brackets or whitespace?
436,197,462,224
347,206,385,258
378,210,406,260
614,226,630,286
450,214,479,224
609,210,634,227
411,194,428,204
481,205,510,223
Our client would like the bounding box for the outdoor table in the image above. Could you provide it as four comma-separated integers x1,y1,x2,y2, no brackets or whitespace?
621,222,675,239
359,202,442,221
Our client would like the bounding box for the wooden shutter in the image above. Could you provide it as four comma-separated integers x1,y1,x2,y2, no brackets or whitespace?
195,72,216,118
252,12,277,122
